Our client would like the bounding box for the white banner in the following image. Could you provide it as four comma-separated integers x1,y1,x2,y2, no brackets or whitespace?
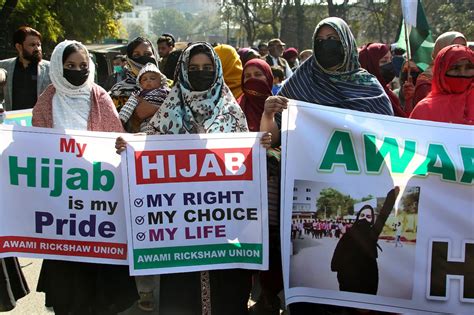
0,125,128,265
281,101,473,313
121,133,269,275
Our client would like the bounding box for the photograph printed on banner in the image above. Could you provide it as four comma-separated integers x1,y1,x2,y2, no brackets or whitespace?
289,180,420,300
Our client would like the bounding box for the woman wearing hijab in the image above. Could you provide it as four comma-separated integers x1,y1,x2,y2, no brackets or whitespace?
33,40,138,315
118,42,270,314
146,43,248,134
109,37,162,132
331,188,399,295
237,48,261,66
359,43,408,117
261,17,393,146
414,31,467,105
283,47,299,71
238,58,273,132
395,60,423,115
214,44,244,99
410,44,473,124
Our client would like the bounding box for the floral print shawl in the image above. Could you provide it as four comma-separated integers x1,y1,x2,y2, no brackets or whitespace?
147,42,248,134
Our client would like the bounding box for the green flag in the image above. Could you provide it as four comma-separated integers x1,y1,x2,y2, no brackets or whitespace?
396,0,434,71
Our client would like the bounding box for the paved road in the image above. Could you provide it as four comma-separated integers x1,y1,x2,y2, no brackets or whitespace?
5,258,283,315
4,258,52,315
290,235,416,299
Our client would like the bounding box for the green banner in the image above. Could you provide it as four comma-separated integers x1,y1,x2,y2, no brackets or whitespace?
134,243,262,269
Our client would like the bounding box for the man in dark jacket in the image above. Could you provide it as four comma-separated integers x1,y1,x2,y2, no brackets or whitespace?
0,26,50,110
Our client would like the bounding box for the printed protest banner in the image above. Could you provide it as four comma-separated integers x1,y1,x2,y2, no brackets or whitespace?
0,125,128,265
3,109,33,126
281,101,473,313
121,133,268,275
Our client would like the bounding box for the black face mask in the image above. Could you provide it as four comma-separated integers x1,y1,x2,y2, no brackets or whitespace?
354,219,372,231
132,55,157,66
380,62,396,84
314,39,344,69
63,68,89,86
188,70,216,91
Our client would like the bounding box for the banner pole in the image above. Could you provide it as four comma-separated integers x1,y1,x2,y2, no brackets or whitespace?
404,20,412,77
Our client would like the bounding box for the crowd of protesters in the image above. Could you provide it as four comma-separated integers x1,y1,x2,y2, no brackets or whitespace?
0,14,472,315
291,218,353,240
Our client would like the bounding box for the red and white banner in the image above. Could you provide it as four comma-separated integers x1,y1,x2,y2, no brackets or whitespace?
0,125,127,264
121,133,269,275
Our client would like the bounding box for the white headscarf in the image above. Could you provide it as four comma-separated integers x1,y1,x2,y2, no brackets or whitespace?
50,40,96,130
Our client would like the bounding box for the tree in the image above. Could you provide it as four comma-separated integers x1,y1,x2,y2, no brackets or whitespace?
0,0,19,56
400,187,420,214
294,0,305,49
326,0,350,20
150,8,193,42
220,1,235,44
125,22,145,41
186,10,224,43
0,0,132,54
425,0,474,39
281,1,327,49
53,1,133,42
351,0,401,44
0,0,18,22
222,0,284,46
253,0,285,38
316,188,354,219
227,0,257,45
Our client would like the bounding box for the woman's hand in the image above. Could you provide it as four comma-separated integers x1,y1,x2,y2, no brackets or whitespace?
115,136,127,154
387,186,400,201
260,97,286,146
260,132,272,149
133,97,159,120
263,96,289,117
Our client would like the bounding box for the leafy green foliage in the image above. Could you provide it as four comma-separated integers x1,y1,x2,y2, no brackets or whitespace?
222,0,284,45
125,22,145,41
427,1,474,39
219,0,472,48
316,188,355,219
400,187,420,214
150,8,192,41
1,0,132,51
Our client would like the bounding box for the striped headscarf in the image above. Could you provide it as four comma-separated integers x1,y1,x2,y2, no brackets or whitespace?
147,42,248,134
279,17,393,115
